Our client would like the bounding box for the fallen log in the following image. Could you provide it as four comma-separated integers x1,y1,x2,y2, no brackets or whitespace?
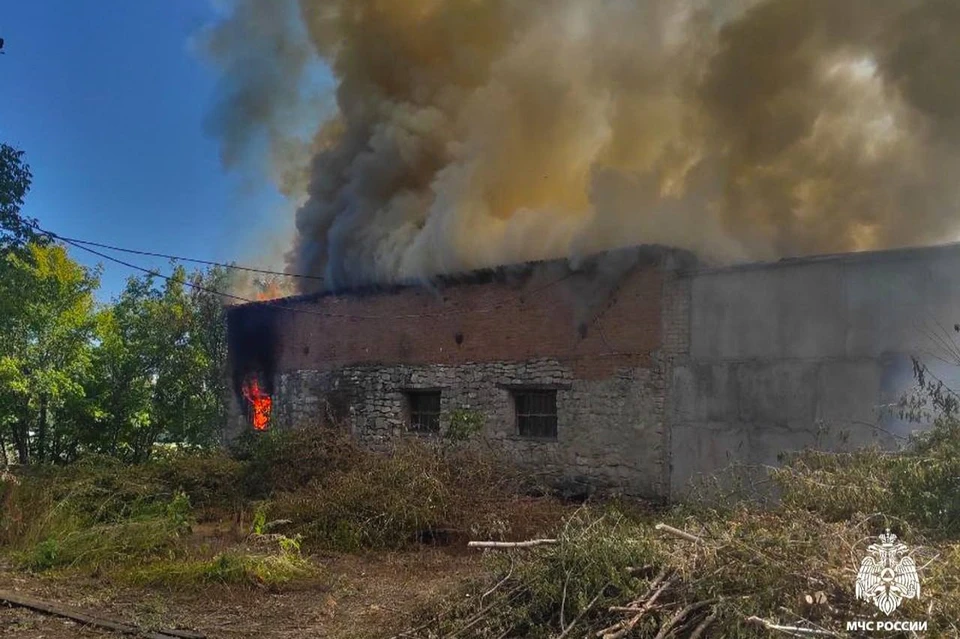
0,590,204,639
467,539,558,549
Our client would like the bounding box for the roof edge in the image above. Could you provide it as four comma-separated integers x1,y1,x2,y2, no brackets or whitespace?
228,244,698,311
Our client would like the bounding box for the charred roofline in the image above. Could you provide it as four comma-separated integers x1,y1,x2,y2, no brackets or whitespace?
229,243,700,310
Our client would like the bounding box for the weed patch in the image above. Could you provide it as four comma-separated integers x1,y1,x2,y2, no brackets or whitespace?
16,491,191,572
123,541,315,589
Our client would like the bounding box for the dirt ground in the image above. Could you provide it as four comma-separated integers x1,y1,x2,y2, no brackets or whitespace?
0,549,482,638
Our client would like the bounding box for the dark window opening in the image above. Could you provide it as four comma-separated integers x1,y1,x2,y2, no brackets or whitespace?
514,390,558,439
407,391,441,433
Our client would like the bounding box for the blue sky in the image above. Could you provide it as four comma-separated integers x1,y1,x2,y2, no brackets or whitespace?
1,1,296,301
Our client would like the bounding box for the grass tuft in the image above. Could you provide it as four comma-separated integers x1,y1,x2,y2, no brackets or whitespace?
123,542,315,589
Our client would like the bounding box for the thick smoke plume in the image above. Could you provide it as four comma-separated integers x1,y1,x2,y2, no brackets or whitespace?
207,0,960,293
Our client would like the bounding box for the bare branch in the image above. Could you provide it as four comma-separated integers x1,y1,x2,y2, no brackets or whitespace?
655,523,704,544
468,539,558,549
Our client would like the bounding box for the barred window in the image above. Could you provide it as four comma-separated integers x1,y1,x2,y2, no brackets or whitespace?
514,390,558,439
406,391,441,433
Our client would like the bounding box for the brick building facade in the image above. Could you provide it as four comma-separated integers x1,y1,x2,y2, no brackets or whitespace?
226,245,696,499
228,242,955,501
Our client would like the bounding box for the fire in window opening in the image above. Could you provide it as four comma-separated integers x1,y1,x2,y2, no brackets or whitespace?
406,390,441,434
242,374,272,431
514,389,558,439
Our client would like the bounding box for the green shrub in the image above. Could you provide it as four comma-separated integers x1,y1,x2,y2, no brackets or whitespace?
773,415,960,538
444,408,485,443
17,491,192,571
149,450,245,511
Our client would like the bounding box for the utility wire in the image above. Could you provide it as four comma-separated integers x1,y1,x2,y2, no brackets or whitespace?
33,224,574,321
36,227,325,282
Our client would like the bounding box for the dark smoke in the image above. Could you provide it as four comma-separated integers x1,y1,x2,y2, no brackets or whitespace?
205,0,960,293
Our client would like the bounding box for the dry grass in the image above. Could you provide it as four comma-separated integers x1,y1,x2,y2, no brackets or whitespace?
0,425,567,590
265,436,565,552
409,418,960,638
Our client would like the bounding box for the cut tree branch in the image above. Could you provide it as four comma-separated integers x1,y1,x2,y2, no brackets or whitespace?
468,539,558,549
746,616,841,637
655,523,704,544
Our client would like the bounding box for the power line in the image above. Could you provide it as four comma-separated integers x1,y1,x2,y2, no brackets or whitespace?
33,224,574,321
36,227,325,282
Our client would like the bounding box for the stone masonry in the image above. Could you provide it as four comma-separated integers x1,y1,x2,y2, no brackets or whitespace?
270,358,667,495
229,241,957,502
227,246,691,499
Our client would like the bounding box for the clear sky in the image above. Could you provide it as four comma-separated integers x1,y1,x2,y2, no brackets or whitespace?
1,1,294,301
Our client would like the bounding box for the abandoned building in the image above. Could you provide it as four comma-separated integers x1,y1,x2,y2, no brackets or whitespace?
226,242,960,501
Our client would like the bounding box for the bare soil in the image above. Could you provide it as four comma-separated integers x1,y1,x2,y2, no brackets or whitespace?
0,549,481,638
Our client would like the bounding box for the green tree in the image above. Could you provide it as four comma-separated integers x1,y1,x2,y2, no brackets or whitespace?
0,144,230,464
80,266,229,461
0,143,43,250
0,242,100,464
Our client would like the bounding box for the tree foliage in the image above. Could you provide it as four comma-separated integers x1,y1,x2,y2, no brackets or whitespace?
0,143,42,250
0,144,230,465
76,267,230,462
0,243,99,463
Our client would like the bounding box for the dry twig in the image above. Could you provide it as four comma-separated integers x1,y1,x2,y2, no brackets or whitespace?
554,585,607,639
598,572,676,639
688,607,718,639
746,615,841,637
654,523,704,544
0,590,203,639
467,539,558,549
653,601,717,639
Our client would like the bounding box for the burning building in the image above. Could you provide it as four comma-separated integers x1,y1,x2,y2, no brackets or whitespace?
226,241,960,500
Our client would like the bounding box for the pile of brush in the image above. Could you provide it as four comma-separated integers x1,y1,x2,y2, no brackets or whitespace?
402,415,960,639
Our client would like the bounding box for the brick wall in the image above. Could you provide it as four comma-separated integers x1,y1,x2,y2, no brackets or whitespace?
661,275,691,357
265,265,664,379
227,248,693,498
657,273,692,495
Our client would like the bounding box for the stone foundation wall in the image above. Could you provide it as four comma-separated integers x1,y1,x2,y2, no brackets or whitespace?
232,358,669,498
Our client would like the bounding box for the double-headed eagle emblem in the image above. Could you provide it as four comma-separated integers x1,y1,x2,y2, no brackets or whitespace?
855,530,921,615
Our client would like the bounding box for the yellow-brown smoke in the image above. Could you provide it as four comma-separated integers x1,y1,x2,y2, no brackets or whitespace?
206,0,960,292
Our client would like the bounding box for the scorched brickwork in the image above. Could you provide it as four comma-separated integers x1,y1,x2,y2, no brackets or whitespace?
227,246,694,499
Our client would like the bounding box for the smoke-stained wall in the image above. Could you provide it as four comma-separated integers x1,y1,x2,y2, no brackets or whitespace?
227,242,960,499
669,243,960,497
226,247,690,497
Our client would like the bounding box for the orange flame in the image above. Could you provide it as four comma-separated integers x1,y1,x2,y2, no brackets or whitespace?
242,377,272,431
255,281,283,301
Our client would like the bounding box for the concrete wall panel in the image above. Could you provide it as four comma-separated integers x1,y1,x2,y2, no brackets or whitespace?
671,245,960,498
816,360,881,427
778,263,846,359
670,363,738,423
670,422,749,497
844,259,933,357
690,270,780,360
736,361,819,427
